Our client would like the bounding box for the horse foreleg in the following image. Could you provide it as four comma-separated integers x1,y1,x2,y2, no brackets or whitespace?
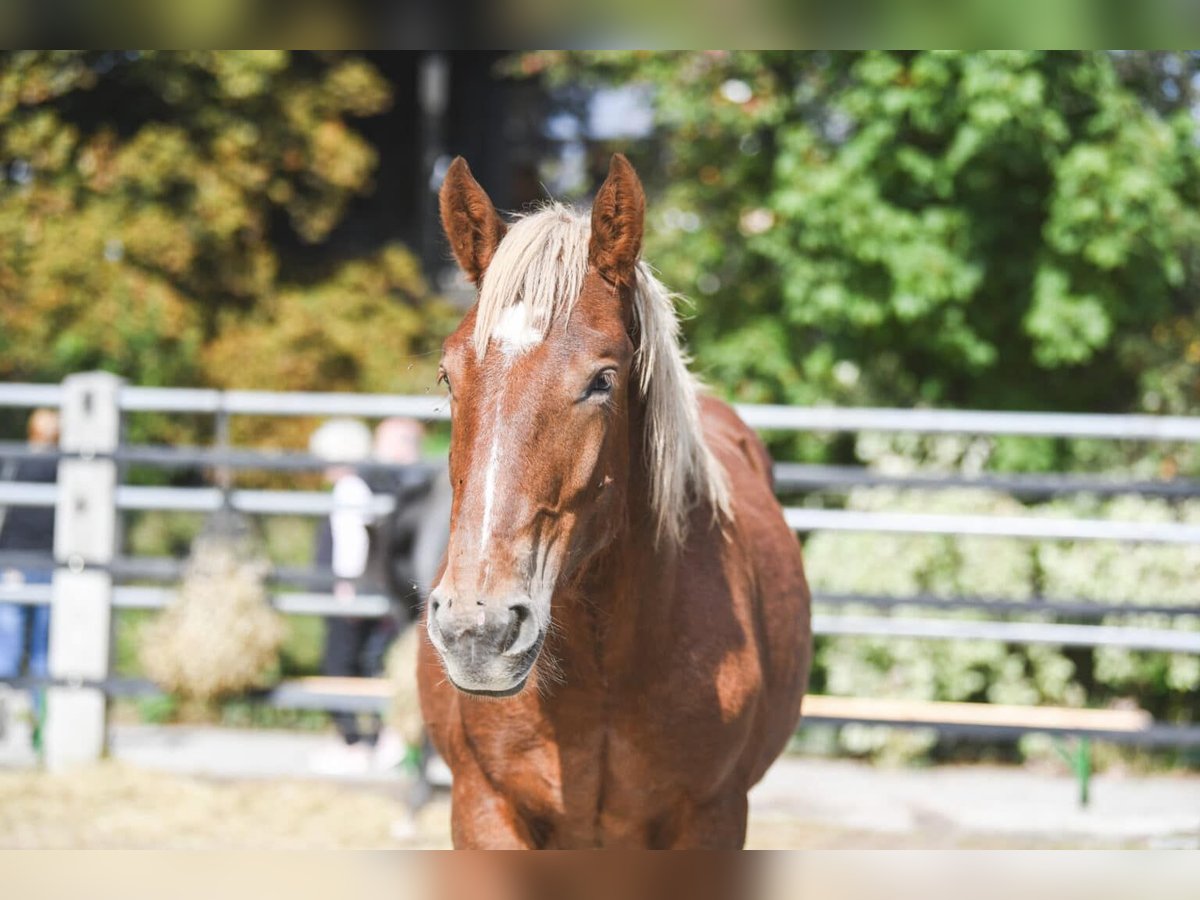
449,765,540,849
664,790,749,849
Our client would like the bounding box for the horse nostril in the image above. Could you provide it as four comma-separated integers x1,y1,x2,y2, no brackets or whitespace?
500,603,536,657
429,591,453,619
498,609,520,655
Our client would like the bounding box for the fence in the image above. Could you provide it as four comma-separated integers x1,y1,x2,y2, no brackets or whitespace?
2,373,1200,770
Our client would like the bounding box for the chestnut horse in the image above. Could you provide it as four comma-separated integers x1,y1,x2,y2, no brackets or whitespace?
418,154,811,848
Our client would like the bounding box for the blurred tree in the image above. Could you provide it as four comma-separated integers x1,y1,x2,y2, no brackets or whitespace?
519,52,1200,426
0,51,449,443
204,244,446,453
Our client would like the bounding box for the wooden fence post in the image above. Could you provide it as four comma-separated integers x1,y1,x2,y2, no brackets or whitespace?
44,372,121,769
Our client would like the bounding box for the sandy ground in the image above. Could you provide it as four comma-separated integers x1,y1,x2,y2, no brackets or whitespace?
2,725,1199,848
0,764,1194,850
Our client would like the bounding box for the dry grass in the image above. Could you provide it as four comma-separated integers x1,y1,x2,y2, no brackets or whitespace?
0,764,451,849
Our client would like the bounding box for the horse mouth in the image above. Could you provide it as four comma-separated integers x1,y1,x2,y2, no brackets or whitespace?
444,633,545,699
452,674,530,698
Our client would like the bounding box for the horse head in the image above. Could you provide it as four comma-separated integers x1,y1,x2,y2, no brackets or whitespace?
427,155,646,696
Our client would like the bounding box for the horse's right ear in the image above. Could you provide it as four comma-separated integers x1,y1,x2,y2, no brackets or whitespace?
439,157,506,284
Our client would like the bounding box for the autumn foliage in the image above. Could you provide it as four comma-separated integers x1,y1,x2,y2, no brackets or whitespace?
0,51,449,445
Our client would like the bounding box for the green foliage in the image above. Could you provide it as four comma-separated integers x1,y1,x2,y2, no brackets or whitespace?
520,52,1200,437
0,51,445,445
126,511,204,558
279,615,325,677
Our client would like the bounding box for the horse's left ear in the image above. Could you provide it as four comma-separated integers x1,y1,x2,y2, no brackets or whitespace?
589,153,645,288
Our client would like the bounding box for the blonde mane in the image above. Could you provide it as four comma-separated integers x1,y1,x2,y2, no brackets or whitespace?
473,203,730,547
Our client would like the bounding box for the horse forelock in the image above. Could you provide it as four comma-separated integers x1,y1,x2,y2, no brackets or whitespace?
475,203,590,356
473,203,731,546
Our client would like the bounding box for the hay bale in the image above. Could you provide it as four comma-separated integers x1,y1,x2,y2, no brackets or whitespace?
140,523,284,703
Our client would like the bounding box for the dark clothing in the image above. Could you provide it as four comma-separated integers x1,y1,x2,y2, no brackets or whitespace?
0,455,57,551
1,452,55,707
314,517,334,575
315,517,388,745
364,467,437,623
321,615,384,745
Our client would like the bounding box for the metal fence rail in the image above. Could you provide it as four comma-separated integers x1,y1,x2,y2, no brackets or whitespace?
121,386,451,419
811,591,1200,620
8,382,1200,439
8,479,1200,543
773,462,1200,499
0,383,63,407
783,507,1200,544
736,403,1200,441
0,440,444,476
812,615,1200,654
108,586,394,618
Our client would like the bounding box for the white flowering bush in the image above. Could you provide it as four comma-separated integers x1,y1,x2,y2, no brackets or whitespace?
802,487,1200,761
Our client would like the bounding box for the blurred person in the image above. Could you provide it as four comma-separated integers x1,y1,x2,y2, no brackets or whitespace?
0,408,60,748
365,417,428,624
308,417,380,775
356,417,426,689
365,417,464,835
362,418,442,800
384,419,453,625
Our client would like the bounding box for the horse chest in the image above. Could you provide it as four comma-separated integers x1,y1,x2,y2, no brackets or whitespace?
460,650,759,846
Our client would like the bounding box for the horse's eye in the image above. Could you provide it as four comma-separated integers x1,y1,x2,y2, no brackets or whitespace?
585,369,616,399
437,368,451,395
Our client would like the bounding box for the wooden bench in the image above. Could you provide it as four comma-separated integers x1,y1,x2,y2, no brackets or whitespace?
801,695,1158,806
801,694,1152,737
267,676,393,713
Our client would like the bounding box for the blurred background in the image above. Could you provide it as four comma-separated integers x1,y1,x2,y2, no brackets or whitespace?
1,51,1200,849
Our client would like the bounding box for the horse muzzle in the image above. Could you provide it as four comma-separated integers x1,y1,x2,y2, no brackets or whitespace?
426,590,544,696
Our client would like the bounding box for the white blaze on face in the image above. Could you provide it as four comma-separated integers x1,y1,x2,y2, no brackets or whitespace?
493,302,542,357
478,302,541,554
479,394,502,554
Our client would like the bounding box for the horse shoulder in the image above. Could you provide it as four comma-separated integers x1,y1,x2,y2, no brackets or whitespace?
696,392,812,782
